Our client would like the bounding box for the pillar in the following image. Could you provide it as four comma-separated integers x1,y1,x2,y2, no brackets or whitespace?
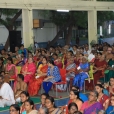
22,9,34,48
88,10,97,48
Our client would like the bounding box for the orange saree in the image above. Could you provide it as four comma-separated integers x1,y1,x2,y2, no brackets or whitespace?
28,64,48,96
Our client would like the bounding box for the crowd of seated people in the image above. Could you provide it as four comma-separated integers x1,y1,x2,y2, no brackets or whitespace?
0,42,114,114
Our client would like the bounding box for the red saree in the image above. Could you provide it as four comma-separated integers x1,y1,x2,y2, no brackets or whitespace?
94,60,107,85
107,87,114,97
21,62,36,83
99,94,109,104
28,64,48,96
54,61,63,69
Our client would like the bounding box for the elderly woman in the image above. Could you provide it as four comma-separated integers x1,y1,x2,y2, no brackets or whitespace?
38,107,48,114
66,57,76,81
73,56,90,91
81,91,103,114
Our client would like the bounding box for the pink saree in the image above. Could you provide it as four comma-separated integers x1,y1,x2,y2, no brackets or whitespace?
81,101,103,114
6,64,17,80
21,62,36,83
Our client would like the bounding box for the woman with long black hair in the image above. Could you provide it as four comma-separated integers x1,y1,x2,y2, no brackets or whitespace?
9,104,20,114
23,99,38,114
45,96,62,114
68,90,83,111
95,84,109,110
43,59,61,94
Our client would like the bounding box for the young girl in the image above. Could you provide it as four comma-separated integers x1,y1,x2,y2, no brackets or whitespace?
22,99,38,114
20,91,30,113
95,84,109,110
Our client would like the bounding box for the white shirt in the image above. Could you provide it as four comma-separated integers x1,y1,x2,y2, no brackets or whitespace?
0,83,15,103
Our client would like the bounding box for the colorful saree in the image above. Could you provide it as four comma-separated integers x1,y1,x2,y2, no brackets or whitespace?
21,62,36,83
93,60,107,85
28,64,48,96
73,62,89,90
81,101,103,114
98,94,109,109
107,86,114,97
54,61,63,69
5,64,17,82
106,106,114,114
66,63,76,80
105,59,114,82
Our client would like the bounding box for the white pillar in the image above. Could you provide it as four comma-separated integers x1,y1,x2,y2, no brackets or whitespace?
22,9,34,48
88,10,97,48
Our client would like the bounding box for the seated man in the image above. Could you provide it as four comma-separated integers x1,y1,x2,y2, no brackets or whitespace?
14,74,27,103
0,75,15,107
72,86,88,102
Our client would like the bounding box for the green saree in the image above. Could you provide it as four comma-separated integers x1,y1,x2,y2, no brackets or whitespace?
105,59,114,82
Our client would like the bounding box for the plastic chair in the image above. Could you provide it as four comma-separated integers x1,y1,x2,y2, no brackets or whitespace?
84,65,94,93
52,69,69,98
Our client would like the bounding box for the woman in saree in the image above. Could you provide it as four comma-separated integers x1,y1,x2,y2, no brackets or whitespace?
15,55,25,66
78,53,84,64
22,99,38,114
20,91,30,113
74,53,83,67
105,54,114,82
0,57,4,72
81,91,103,114
64,51,72,66
33,49,39,62
5,57,17,82
66,57,76,81
68,90,83,111
93,52,107,85
54,56,63,69
45,96,62,114
95,84,109,110
21,57,36,83
28,56,48,96
73,56,90,91
68,102,78,114
107,77,114,97
106,95,114,114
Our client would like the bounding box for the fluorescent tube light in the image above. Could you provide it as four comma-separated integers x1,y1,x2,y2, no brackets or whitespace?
57,10,69,12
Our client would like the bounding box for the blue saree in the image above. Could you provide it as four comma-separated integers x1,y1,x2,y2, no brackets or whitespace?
73,62,89,90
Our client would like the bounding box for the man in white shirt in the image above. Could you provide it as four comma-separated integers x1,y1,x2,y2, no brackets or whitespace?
0,75,15,107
